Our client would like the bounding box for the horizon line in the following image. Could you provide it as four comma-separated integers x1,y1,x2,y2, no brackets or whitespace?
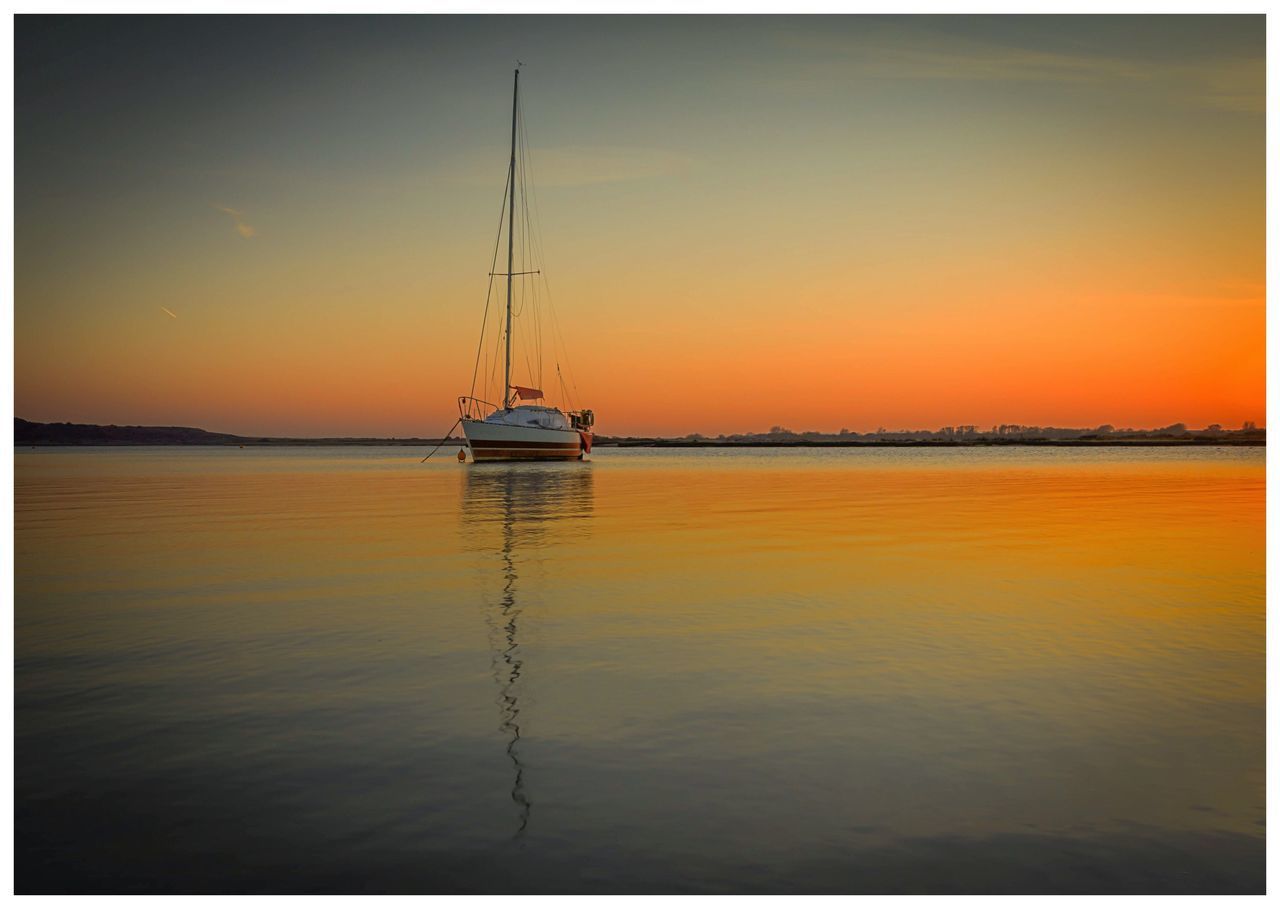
13,416,1266,441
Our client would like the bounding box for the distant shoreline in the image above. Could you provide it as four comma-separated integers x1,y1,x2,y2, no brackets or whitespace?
14,418,1265,448
14,440,1265,448
599,438,1265,448
14,439,465,448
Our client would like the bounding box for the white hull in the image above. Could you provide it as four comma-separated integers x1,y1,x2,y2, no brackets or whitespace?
462,419,588,462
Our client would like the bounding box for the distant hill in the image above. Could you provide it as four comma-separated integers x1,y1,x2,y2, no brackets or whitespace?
15,419,246,446
14,419,452,446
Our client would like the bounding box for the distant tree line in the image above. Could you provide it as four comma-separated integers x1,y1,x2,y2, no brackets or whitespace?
676,421,1264,444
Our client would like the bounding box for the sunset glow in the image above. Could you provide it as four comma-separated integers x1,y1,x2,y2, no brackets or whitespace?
15,16,1264,437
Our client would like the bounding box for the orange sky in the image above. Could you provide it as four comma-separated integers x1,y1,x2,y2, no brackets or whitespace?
15,16,1264,437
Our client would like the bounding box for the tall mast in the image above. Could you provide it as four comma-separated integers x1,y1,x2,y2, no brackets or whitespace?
503,68,519,409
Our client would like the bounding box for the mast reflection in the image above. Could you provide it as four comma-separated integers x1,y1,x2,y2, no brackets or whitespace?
461,464,595,837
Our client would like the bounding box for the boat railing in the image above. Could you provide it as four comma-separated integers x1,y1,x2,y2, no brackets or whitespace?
458,396,500,421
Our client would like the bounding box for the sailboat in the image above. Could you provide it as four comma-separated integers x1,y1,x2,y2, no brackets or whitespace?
458,68,594,462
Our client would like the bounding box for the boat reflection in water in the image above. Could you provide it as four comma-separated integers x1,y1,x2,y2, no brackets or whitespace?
460,463,595,838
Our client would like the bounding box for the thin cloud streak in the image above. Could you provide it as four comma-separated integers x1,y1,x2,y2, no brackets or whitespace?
770,30,1264,113
212,203,256,238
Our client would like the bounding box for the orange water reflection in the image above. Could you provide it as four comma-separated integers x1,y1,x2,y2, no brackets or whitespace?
14,446,1264,891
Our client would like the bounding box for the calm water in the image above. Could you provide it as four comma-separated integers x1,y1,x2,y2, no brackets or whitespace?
15,446,1265,893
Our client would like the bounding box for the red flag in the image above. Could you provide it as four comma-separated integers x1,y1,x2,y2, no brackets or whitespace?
510,385,543,400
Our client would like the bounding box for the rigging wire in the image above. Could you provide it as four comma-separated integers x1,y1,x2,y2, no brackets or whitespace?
516,100,541,396
517,106,539,394
467,75,584,416
519,105,582,411
469,165,513,404
557,364,570,407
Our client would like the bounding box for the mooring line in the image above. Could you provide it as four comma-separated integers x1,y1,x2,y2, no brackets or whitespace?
421,418,463,463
